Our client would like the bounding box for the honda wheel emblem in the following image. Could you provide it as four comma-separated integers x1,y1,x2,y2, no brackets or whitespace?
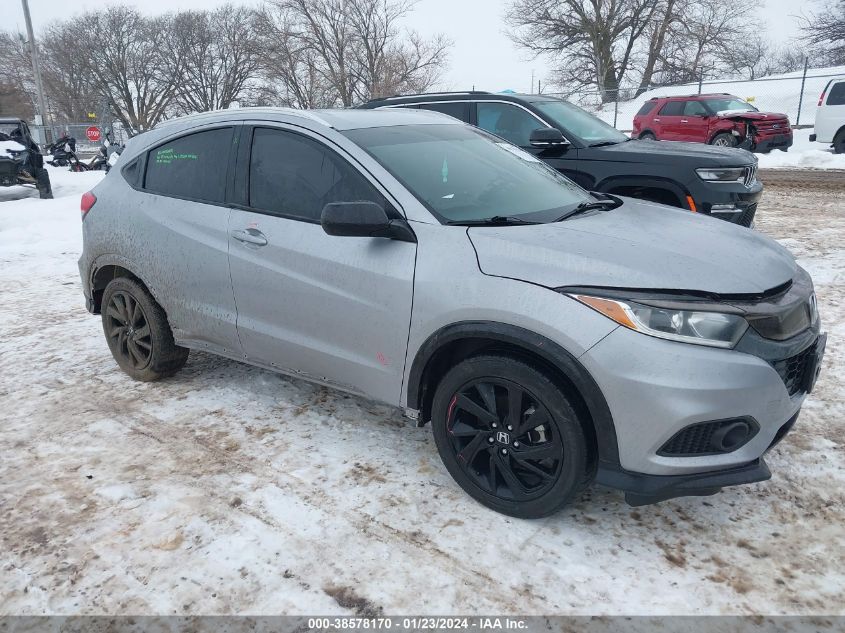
496,431,510,444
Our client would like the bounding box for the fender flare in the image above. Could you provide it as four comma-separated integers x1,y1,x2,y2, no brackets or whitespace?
407,321,620,466
593,175,687,207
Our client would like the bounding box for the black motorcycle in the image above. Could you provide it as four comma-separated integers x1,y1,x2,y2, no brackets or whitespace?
47,134,88,171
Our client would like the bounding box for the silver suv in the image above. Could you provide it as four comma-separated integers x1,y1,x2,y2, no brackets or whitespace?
78,108,826,518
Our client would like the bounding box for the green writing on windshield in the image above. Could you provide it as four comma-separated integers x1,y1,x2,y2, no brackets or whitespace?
155,147,198,164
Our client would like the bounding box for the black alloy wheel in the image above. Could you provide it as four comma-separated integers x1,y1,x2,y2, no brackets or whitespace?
105,290,153,370
445,378,563,501
431,355,589,518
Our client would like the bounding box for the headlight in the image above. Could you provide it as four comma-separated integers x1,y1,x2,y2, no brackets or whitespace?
696,167,745,182
570,294,748,348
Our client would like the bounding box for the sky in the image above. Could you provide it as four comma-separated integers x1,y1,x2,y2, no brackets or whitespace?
8,0,812,94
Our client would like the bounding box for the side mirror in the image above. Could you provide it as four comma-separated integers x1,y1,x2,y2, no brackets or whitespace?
321,201,415,242
530,127,570,148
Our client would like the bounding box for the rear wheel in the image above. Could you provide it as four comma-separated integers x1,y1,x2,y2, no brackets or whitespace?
710,133,737,147
431,355,589,518
101,277,188,381
834,130,845,155
639,131,656,141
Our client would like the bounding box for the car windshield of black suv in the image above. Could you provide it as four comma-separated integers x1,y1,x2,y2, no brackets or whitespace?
532,100,629,146
344,124,590,224
703,98,758,114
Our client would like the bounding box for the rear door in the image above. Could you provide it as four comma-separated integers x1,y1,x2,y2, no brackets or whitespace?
819,80,845,142
679,100,710,142
130,125,241,356
227,124,416,405
655,100,684,140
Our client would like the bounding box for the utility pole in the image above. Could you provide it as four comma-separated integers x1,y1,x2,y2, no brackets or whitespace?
21,0,51,143
531,69,535,94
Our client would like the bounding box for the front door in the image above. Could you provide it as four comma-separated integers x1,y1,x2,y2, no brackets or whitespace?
227,125,416,405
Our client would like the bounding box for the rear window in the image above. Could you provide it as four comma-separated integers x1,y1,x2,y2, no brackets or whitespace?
144,127,233,204
827,82,845,106
658,101,684,116
636,102,656,116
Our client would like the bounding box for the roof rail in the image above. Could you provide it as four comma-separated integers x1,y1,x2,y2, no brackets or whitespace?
367,91,493,103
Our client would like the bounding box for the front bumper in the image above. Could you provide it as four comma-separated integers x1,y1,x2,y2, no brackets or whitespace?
686,177,762,227
579,322,824,483
752,132,793,153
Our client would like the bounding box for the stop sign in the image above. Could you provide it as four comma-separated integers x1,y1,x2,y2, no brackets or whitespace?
85,126,101,142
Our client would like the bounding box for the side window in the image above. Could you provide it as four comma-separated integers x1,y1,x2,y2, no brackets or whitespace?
659,101,684,116
144,127,233,204
248,127,383,222
476,103,543,147
683,101,708,116
122,157,142,188
417,102,468,122
636,102,656,116
827,82,845,106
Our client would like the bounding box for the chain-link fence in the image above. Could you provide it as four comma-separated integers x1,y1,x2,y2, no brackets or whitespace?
544,66,843,132
30,121,131,155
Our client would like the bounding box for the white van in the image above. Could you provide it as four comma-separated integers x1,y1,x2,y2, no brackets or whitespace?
810,77,845,153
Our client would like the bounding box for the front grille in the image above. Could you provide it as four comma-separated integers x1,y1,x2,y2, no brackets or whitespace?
738,204,757,227
658,418,758,457
771,342,816,397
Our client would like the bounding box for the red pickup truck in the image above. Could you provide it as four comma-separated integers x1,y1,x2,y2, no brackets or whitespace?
633,93,792,153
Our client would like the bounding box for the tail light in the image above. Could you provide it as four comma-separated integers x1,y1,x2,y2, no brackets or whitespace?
81,191,97,220
818,89,826,106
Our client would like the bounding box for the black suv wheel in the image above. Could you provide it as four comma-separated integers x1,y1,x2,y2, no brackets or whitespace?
431,355,589,518
101,277,189,381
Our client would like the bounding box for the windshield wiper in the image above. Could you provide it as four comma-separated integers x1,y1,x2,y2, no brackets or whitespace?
554,194,623,222
588,140,622,148
445,215,540,227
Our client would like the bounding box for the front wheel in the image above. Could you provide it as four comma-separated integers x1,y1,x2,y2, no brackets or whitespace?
101,277,189,381
710,133,737,147
431,355,590,518
833,131,845,155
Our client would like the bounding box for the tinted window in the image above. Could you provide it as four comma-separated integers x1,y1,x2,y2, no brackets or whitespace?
827,81,845,106
659,101,684,116
683,101,708,116
417,102,468,121
534,100,628,145
144,127,232,203
122,157,141,188
343,124,588,224
248,127,383,222
477,102,542,146
636,102,656,116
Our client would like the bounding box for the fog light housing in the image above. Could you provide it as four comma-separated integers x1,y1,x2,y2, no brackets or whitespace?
709,203,740,214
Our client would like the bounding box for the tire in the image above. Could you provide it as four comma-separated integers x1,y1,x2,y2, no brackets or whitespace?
35,168,53,199
710,132,737,148
431,355,590,518
639,131,656,141
101,277,189,381
834,130,845,155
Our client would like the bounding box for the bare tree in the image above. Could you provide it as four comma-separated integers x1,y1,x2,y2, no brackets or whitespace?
802,0,845,65
172,5,264,114
505,0,662,102
0,31,36,115
39,22,99,122
70,7,183,133
261,0,450,106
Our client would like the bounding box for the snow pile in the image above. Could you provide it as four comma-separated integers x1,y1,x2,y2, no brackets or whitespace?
592,66,845,130
1,139,26,155
756,128,845,169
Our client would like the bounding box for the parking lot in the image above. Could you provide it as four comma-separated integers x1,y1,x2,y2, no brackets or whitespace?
0,167,843,616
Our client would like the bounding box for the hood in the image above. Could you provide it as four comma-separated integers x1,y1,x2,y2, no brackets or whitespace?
593,138,756,166
0,140,26,156
717,110,788,121
468,199,796,295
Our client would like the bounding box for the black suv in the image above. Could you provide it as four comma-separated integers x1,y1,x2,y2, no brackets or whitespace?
0,117,52,199
358,92,762,227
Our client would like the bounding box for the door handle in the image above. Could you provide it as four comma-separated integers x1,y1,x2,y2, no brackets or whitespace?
653,118,660,122
681,119,689,123
231,228,268,246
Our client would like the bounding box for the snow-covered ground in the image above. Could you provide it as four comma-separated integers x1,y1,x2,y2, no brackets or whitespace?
756,128,845,170
1,167,844,615
592,66,845,130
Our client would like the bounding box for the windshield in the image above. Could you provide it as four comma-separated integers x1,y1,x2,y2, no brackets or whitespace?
343,124,590,224
533,100,629,145
0,123,22,137
704,98,757,114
